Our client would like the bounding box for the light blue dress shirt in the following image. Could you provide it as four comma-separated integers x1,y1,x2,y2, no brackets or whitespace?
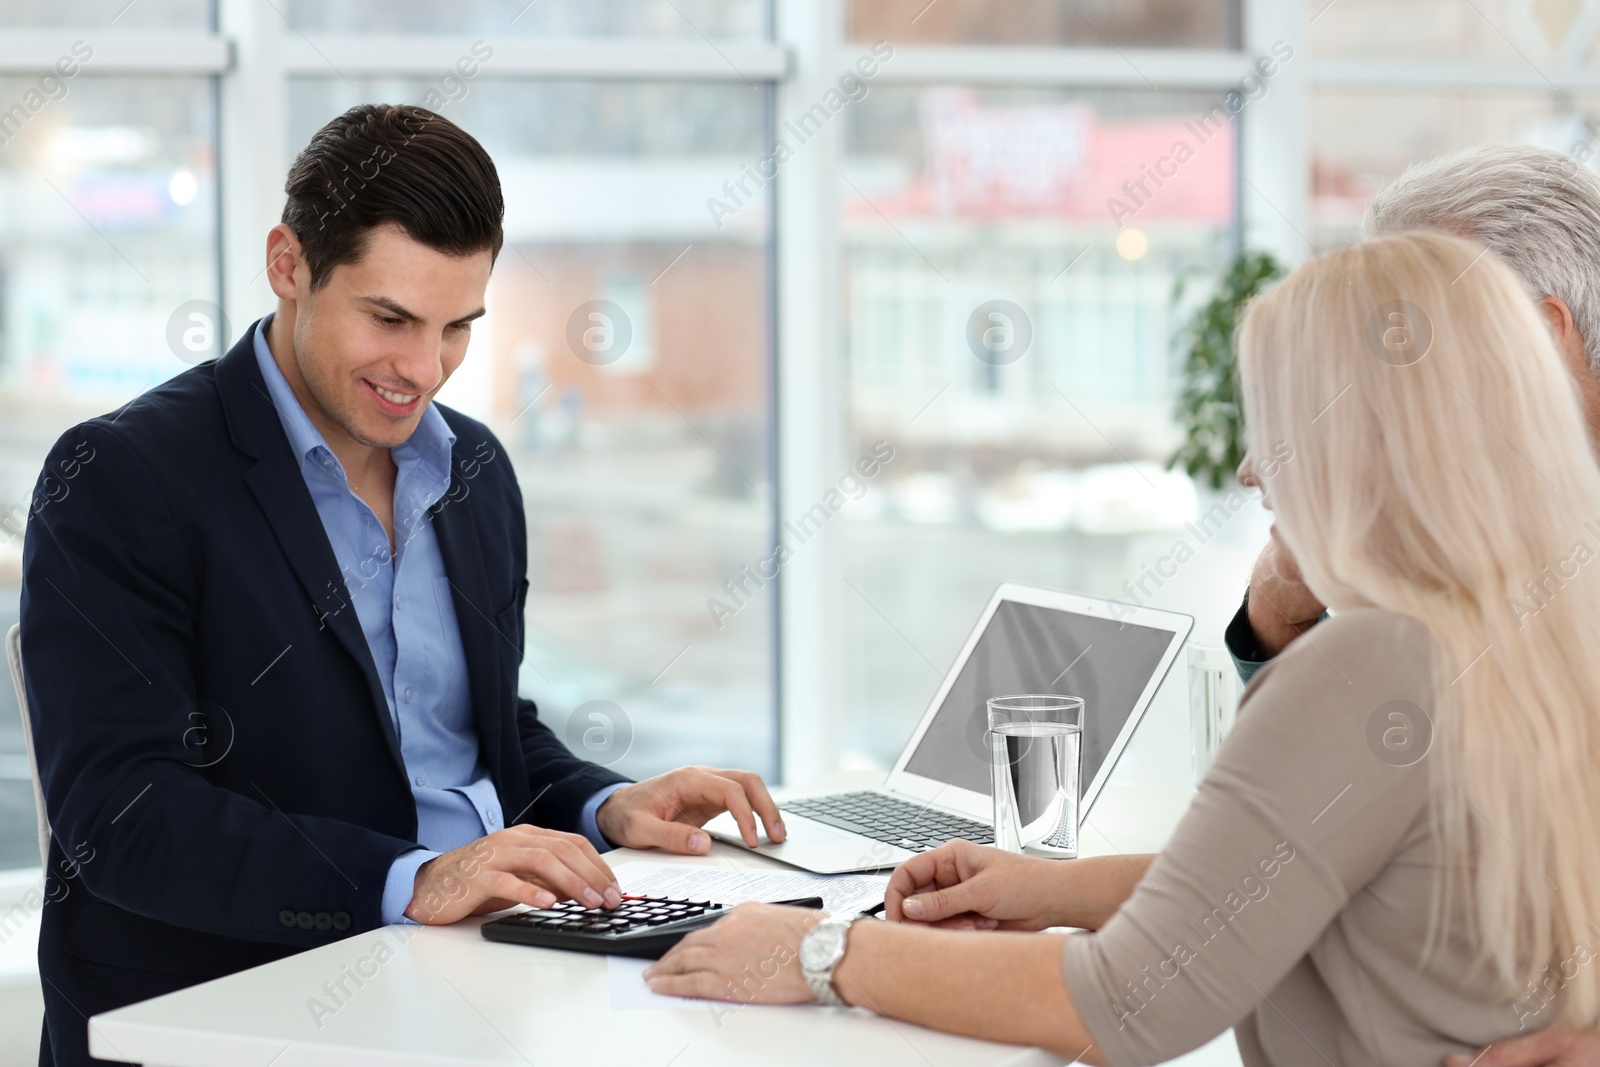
251,317,623,925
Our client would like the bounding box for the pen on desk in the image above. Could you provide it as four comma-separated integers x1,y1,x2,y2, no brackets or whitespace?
754,897,890,917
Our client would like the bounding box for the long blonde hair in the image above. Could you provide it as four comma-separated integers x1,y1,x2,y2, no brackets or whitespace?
1238,231,1600,1023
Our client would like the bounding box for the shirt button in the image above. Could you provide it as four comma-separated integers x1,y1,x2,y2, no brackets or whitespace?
394,594,402,609
415,775,426,787
488,811,499,826
404,688,413,703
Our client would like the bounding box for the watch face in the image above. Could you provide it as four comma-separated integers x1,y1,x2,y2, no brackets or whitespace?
800,922,846,972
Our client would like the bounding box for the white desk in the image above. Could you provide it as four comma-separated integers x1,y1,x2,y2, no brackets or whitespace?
88,776,1244,1067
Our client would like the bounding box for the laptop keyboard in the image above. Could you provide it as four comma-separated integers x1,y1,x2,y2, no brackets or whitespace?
782,791,994,851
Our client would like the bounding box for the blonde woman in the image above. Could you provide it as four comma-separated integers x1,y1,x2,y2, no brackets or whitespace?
644,231,1600,1065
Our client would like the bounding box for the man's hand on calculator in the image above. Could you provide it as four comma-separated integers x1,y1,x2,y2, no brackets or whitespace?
406,826,622,924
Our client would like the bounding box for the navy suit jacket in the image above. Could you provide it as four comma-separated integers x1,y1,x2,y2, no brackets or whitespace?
19,322,627,1065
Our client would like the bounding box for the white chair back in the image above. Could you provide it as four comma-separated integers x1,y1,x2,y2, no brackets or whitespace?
4,624,52,869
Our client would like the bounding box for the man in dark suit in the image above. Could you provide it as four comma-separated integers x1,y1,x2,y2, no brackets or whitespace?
19,102,785,1067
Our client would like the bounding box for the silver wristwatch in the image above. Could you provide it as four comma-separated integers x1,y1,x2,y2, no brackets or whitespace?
799,914,859,1006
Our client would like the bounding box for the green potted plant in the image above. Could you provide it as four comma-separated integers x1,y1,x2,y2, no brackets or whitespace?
1168,250,1286,490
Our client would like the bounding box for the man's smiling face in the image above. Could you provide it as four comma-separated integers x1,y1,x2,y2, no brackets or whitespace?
272,220,493,452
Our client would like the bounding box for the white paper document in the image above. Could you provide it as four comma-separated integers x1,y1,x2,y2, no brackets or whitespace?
606,860,891,1011
608,956,700,1011
612,859,889,915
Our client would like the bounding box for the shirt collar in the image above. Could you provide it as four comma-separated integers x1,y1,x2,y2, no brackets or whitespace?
251,313,457,488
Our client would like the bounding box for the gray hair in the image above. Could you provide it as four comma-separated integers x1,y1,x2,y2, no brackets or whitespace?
1362,143,1600,371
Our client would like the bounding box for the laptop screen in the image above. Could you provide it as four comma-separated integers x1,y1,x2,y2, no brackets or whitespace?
901,599,1179,797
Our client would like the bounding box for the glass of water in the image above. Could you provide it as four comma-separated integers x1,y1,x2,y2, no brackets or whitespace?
987,694,1083,859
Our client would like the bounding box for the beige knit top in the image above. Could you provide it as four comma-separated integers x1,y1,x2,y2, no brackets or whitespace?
1062,608,1545,1066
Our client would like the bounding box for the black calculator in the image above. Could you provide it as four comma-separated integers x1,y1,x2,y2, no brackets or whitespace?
482,893,821,959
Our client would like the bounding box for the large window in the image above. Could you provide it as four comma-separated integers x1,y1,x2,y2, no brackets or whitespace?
837,85,1236,765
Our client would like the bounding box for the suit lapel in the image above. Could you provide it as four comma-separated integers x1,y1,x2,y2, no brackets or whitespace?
216,323,405,775
429,458,505,781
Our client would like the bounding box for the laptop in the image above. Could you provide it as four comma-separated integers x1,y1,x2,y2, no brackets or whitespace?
704,583,1192,873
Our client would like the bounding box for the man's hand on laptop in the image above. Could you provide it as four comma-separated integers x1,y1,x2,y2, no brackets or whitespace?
1246,530,1326,657
595,765,786,852
405,825,622,924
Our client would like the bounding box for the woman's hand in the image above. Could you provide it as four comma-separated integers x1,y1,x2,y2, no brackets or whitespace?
884,839,1067,930
647,896,1105,1061
644,902,823,1004
1447,1028,1600,1066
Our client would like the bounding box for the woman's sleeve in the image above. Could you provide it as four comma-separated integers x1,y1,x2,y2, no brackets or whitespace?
1060,610,1435,1066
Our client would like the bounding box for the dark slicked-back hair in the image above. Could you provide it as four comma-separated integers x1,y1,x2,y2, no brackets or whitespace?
282,103,504,290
